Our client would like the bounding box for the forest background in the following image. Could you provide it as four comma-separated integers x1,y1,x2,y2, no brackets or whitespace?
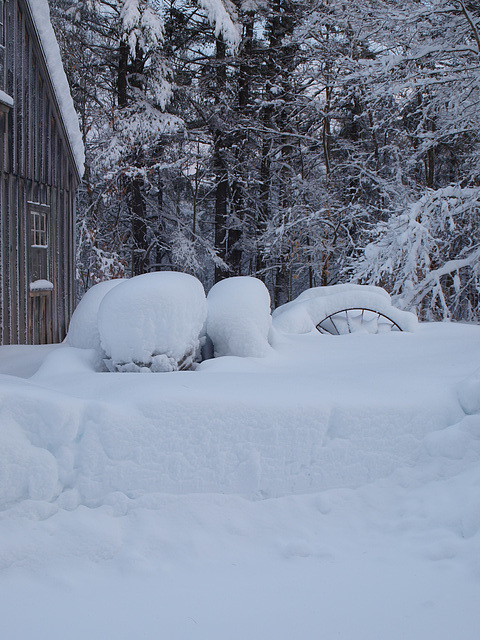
49,0,480,321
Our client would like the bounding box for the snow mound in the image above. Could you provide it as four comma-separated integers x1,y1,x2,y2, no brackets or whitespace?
206,276,273,357
98,272,207,372
458,369,480,415
272,284,418,334
66,279,125,352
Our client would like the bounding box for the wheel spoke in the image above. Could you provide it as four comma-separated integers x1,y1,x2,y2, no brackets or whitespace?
329,316,341,335
316,308,403,335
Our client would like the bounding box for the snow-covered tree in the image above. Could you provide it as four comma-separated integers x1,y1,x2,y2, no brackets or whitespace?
51,0,241,289
352,187,480,321
355,0,480,189
51,0,480,320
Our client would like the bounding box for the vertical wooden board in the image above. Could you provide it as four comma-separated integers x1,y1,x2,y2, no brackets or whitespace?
0,111,3,342
65,187,72,325
17,176,26,342
66,178,75,323
51,119,55,187
25,29,30,180
71,176,77,317
50,186,56,341
28,51,34,181
23,180,32,342
16,4,23,178
5,2,12,175
14,176,21,343
2,174,9,343
22,11,26,179
3,171,10,344
69,190,73,326
56,137,61,188
8,174,17,342
50,185,61,342
57,189,65,342
57,187,65,339
0,17,4,88
29,294,34,344
0,111,4,173
6,96,11,174
11,0,17,176
26,197,32,344
35,72,40,183
39,182,45,207
46,291,52,343
63,188,70,337
51,116,56,187
45,102,50,185
0,173,4,344
38,77,43,183
38,80,42,182
25,185,32,343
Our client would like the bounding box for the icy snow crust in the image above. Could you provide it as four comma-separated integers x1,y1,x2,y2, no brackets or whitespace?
26,0,85,176
98,272,207,371
2,321,480,638
206,276,273,357
273,283,418,333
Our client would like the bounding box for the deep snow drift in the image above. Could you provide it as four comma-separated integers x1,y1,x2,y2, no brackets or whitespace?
272,283,418,334
0,321,480,639
66,278,125,352
206,276,273,357
97,272,207,372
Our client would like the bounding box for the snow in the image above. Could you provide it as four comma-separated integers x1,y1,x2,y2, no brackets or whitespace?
206,276,273,357
66,279,125,352
1,321,480,638
26,0,85,177
97,272,207,371
197,0,241,49
29,279,54,291
273,283,418,333
351,188,480,322
0,89,14,108
120,0,165,57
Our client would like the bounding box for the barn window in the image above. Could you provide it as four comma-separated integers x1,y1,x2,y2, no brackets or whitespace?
31,208,47,246
29,203,50,283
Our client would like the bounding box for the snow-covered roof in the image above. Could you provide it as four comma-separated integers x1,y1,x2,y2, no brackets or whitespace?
25,0,85,178
0,89,14,109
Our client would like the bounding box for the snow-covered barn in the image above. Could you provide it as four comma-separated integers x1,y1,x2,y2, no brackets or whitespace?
0,0,84,344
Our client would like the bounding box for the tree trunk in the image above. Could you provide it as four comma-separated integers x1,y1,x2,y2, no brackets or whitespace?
117,39,149,276
214,37,229,282
214,143,228,282
228,11,256,275
117,40,129,108
128,176,148,276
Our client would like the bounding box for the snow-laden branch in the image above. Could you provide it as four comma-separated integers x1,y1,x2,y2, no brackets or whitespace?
197,0,241,50
351,187,480,321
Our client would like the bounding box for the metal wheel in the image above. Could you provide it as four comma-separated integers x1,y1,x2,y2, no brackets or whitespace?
316,308,403,335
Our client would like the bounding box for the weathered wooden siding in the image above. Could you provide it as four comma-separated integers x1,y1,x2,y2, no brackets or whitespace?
0,0,79,344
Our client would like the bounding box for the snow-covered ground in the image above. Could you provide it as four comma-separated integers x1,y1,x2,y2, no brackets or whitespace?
1,322,480,639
